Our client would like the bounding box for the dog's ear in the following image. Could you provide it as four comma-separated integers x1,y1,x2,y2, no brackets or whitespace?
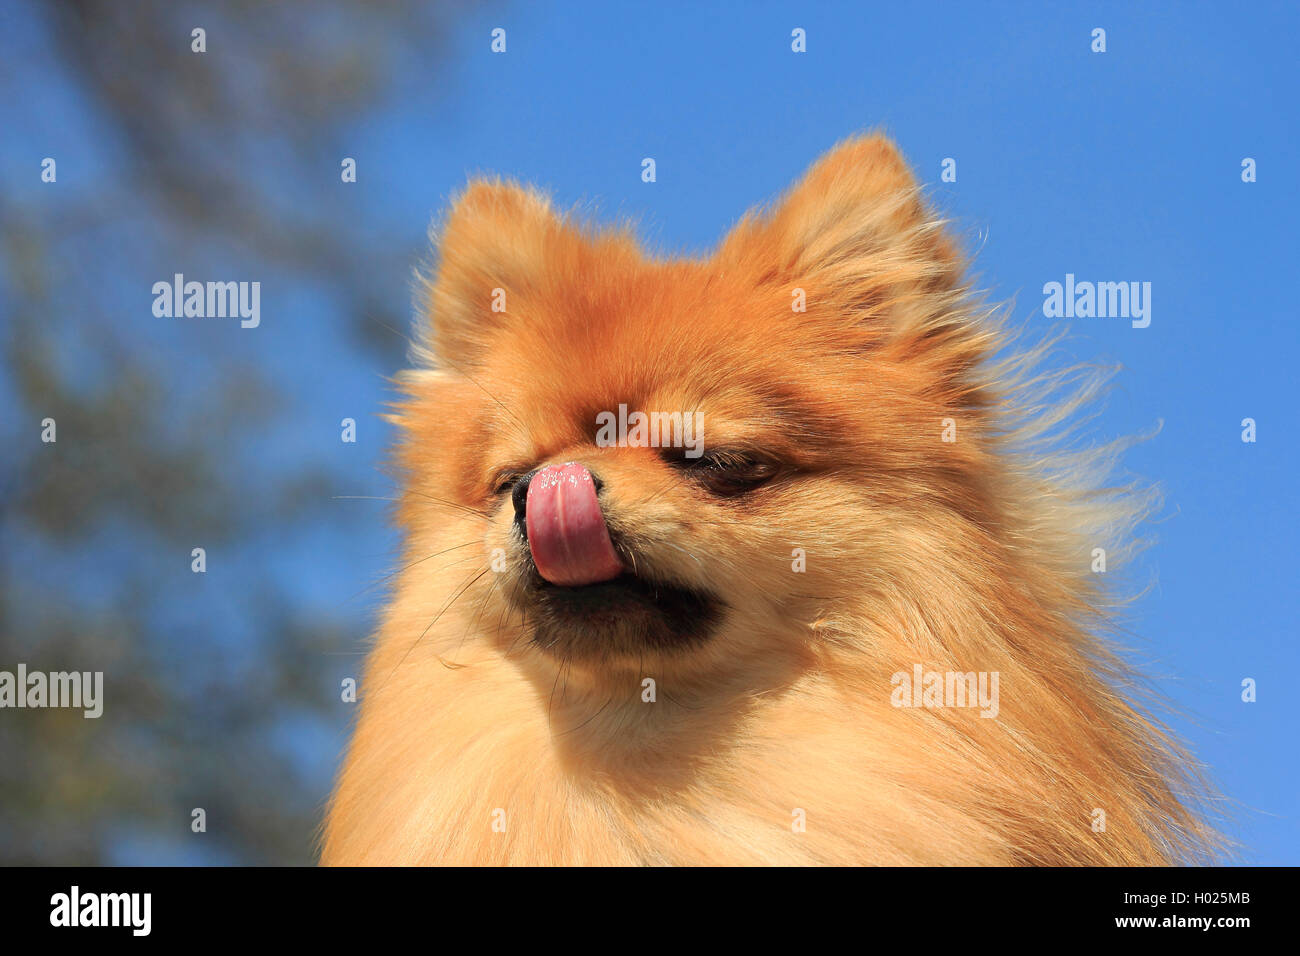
419,180,562,366
718,134,968,345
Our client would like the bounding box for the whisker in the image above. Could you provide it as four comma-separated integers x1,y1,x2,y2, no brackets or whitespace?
493,588,514,649
338,540,480,607
659,540,707,571
661,687,704,711
548,657,573,717
505,601,532,658
404,489,494,521
335,490,494,523
370,565,491,695
438,356,530,442
555,694,614,737
451,572,502,665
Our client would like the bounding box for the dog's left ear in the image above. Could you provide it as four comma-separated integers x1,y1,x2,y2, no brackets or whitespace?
717,134,969,347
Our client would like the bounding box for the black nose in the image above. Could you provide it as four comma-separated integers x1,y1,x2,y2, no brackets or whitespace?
512,469,537,527
511,467,605,532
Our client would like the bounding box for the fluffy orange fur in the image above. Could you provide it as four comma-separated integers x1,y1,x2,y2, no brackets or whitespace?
321,135,1220,865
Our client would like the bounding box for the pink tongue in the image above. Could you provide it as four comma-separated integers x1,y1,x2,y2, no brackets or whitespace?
526,463,624,587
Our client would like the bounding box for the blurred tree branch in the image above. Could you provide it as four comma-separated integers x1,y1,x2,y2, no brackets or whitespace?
0,0,481,863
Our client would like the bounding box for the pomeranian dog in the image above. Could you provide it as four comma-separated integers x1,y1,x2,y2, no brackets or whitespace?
322,135,1218,865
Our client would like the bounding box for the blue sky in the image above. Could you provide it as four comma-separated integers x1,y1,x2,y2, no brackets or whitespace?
5,0,1296,863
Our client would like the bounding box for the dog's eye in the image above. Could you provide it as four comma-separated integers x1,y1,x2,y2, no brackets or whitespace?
491,469,526,496
679,450,779,497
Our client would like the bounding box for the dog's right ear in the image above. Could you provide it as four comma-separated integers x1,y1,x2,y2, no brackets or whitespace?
419,180,560,366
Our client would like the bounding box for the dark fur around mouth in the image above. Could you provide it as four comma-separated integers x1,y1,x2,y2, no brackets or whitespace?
512,568,723,662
